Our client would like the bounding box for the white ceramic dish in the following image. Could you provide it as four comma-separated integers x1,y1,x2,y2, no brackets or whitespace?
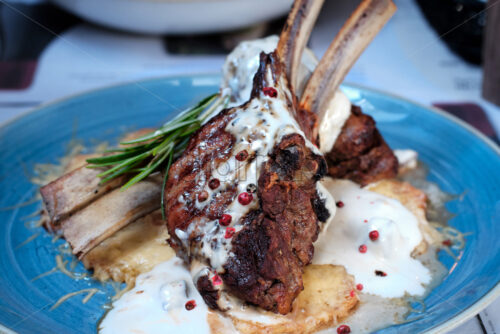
50,0,294,34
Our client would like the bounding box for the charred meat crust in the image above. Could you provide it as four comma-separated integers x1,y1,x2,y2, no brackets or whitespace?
165,108,237,255
197,275,220,310
251,52,308,128
222,133,326,314
326,105,398,185
312,193,330,223
252,51,318,144
250,52,283,101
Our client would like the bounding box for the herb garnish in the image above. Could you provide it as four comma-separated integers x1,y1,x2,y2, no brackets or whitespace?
86,93,225,217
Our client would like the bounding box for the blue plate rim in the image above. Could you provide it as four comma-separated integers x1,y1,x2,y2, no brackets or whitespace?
0,74,498,334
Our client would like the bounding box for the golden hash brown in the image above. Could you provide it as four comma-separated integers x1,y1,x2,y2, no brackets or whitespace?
228,264,358,334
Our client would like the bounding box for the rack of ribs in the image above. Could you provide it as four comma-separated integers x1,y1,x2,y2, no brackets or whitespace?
39,0,398,315
164,0,397,314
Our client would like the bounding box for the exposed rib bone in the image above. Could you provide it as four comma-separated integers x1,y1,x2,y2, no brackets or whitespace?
277,0,325,92
40,166,126,228
40,129,155,229
62,174,162,259
300,0,396,125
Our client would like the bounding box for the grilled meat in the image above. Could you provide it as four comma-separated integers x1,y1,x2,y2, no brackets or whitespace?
220,132,327,314
164,0,400,314
326,105,398,185
164,51,328,314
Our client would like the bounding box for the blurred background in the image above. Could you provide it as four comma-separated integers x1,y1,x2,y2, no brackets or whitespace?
0,0,498,332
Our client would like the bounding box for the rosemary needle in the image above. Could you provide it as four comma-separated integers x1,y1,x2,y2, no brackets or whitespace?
87,93,225,197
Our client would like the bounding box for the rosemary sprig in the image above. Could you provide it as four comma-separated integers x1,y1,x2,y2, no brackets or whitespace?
86,93,224,218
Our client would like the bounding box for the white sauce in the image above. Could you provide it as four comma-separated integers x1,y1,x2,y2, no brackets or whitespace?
221,35,353,156
99,258,210,334
313,178,431,298
318,294,409,334
318,90,352,153
224,65,321,204
394,149,418,170
221,35,318,105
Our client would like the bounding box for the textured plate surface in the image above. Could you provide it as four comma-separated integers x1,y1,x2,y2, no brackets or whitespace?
0,75,498,334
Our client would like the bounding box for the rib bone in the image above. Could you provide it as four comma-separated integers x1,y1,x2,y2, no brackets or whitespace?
40,129,154,228
62,174,162,259
300,0,396,126
277,0,325,93
40,166,126,228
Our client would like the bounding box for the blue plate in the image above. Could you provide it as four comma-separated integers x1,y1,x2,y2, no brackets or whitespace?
0,75,498,334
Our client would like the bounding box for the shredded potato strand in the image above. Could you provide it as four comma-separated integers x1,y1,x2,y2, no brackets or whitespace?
50,288,100,311
55,255,88,280
110,281,132,301
15,233,40,249
31,267,58,282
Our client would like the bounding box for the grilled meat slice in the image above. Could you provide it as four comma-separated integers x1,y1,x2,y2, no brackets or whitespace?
326,105,398,185
221,133,326,314
164,51,328,314
164,107,237,236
